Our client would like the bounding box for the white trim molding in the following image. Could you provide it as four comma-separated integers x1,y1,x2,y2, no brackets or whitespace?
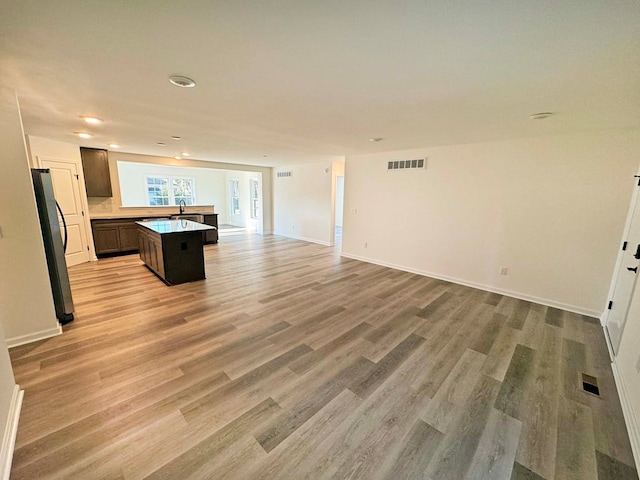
0,386,23,480
274,232,333,247
611,359,640,470
6,324,62,348
341,252,601,318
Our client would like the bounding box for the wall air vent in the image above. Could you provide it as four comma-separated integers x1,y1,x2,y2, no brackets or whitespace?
277,171,292,178
387,158,426,171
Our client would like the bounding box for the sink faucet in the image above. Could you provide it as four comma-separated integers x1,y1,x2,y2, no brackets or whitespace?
179,199,186,215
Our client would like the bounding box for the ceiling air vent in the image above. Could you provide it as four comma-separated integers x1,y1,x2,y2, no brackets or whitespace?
387,158,426,171
277,171,292,178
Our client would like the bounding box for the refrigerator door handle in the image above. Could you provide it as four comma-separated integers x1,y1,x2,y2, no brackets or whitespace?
56,200,68,253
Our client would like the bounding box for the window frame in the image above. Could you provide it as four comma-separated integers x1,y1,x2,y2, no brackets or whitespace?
230,178,240,216
250,178,259,219
145,175,196,206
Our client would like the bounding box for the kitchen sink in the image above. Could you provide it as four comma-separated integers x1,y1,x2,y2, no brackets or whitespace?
170,214,204,222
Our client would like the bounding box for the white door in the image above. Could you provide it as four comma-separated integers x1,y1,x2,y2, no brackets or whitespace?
40,158,90,267
605,176,640,354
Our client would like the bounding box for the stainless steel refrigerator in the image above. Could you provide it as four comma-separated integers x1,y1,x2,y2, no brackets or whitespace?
31,168,74,324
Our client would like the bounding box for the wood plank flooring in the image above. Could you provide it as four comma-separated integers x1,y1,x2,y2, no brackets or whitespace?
9,234,638,479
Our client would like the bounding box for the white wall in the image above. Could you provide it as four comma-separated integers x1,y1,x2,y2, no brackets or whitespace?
88,151,273,234
117,161,229,224
342,129,640,316
0,319,20,478
0,91,61,345
273,162,335,246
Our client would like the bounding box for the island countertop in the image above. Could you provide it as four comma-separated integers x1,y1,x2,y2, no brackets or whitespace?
136,219,216,234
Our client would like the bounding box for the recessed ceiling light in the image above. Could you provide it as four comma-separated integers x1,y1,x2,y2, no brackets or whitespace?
529,112,554,120
81,116,102,125
75,132,92,139
157,142,166,146
369,137,384,142
109,143,120,149
174,156,182,160
171,136,181,141
181,152,190,156
169,76,196,88
263,155,268,158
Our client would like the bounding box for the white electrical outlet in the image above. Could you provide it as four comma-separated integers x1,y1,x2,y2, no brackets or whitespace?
364,242,368,248
351,208,357,214
499,267,508,276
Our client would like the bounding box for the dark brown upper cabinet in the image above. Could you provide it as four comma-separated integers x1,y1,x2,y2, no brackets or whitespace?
80,147,112,197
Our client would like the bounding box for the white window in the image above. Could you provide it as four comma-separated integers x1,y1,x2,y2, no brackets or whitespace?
230,178,240,215
146,176,196,206
250,178,259,219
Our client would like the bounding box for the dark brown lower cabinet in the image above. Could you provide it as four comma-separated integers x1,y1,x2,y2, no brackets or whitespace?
202,214,219,244
92,225,120,254
92,214,218,257
137,226,165,279
119,225,141,251
92,218,146,256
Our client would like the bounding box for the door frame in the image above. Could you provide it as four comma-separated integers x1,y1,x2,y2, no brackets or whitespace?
36,155,96,262
603,170,640,354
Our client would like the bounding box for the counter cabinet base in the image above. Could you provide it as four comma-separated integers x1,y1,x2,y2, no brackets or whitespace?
137,226,206,285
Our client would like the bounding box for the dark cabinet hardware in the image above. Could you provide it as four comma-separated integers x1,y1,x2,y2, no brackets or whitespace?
627,266,638,273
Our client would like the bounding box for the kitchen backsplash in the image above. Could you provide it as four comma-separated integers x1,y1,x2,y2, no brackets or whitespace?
88,197,215,218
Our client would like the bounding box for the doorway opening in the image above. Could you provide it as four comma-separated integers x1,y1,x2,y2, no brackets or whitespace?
221,173,264,237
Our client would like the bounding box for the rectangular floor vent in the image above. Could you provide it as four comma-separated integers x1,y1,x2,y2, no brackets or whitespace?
581,373,600,396
277,171,292,178
387,158,426,171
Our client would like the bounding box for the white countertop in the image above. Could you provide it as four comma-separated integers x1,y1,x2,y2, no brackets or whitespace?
136,219,216,234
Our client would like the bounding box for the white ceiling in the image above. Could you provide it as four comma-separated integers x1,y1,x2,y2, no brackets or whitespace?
1,1,639,167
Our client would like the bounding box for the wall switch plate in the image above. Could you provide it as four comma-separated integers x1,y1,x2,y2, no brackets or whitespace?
499,267,508,275
636,355,640,373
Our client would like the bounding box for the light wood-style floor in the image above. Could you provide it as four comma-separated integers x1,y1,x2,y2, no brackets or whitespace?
9,234,639,479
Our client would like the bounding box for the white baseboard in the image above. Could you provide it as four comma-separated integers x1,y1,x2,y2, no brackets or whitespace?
611,359,640,471
6,324,62,348
0,386,24,480
273,232,332,247
340,252,601,318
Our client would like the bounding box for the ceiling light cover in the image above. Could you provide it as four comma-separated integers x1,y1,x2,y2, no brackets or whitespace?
181,152,190,156
157,142,166,146
529,112,554,120
169,76,196,88
174,156,182,160
370,137,384,142
75,132,92,139
171,136,181,140
82,116,102,125
109,143,120,148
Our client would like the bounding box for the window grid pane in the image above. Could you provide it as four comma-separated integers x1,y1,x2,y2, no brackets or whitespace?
146,176,195,206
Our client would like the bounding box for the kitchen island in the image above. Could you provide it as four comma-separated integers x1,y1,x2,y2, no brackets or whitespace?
136,219,216,285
